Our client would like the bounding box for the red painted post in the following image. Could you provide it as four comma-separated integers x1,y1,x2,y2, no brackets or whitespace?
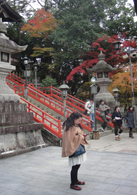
51,85,52,95
58,117,62,138
14,86,16,94
22,85,25,96
28,103,31,112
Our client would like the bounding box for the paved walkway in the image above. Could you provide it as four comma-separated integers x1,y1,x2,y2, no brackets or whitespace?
87,132,137,153
0,133,137,195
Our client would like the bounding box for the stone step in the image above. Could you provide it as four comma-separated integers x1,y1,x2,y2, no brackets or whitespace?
24,96,64,120
22,96,91,135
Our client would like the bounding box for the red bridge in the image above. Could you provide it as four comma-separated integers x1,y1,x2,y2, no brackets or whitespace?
6,73,114,139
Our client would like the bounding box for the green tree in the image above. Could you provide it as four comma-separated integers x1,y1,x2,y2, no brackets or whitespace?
42,76,58,87
48,0,136,94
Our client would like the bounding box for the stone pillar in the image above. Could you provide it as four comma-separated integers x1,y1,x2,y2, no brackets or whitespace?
95,75,115,110
0,64,20,102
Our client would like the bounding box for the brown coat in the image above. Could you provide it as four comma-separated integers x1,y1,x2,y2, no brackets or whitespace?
62,126,88,157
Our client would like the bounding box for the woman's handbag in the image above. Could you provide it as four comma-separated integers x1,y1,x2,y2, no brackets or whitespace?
83,109,90,116
70,144,85,158
112,119,116,123
83,109,87,115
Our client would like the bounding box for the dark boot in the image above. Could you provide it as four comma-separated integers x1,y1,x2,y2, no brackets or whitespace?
130,132,134,138
129,131,134,138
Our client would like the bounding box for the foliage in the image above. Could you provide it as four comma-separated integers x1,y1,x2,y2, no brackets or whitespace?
6,0,137,98
102,0,136,36
66,34,137,96
21,9,57,40
75,82,92,101
67,35,137,80
48,0,136,94
21,8,57,79
42,76,58,87
108,62,137,106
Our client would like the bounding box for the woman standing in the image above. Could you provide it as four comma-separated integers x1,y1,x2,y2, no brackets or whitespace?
112,106,123,141
62,111,89,191
124,106,135,138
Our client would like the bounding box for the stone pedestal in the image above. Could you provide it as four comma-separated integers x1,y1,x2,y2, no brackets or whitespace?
0,62,20,102
0,101,45,158
92,130,99,139
95,78,116,112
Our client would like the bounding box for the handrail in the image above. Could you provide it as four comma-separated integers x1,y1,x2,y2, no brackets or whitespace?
20,97,62,138
6,80,62,138
27,84,92,132
7,79,91,133
8,72,26,84
6,73,114,129
39,86,85,105
39,86,113,127
6,81,24,96
7,74,90,125
39,86,85,112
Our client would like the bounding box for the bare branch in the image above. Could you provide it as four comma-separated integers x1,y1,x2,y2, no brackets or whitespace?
36,0,44,8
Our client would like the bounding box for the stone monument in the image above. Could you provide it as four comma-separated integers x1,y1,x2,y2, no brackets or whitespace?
87,51,117,109
0,1,45,158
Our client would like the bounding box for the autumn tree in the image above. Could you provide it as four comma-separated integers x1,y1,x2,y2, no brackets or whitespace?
65,35,128,95
48,0,136,86
21,8,57,79
107,38,137,106
108,62,137,106
66,34,137,99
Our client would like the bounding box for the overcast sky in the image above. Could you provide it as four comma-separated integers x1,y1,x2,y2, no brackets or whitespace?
128,0,134,5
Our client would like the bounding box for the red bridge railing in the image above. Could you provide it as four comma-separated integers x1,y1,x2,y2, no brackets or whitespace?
27,85,91,132
20,97,62,138
6,81,91,136
6,73,114,131
6,81,62,138
39,86,114,128
39,86,85,112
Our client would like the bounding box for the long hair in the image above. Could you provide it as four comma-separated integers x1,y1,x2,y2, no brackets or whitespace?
63,112,83,131
128,106,133,111
114,106,119,111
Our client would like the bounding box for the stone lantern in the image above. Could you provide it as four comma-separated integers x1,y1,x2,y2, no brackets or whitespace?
0,18,27,102
87,51,117,108
0,1,44,158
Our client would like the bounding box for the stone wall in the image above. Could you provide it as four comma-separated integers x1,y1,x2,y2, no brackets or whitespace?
0,101,45,158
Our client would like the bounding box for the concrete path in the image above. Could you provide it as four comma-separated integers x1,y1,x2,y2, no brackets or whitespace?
87,132,137,153
0,133,137,195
